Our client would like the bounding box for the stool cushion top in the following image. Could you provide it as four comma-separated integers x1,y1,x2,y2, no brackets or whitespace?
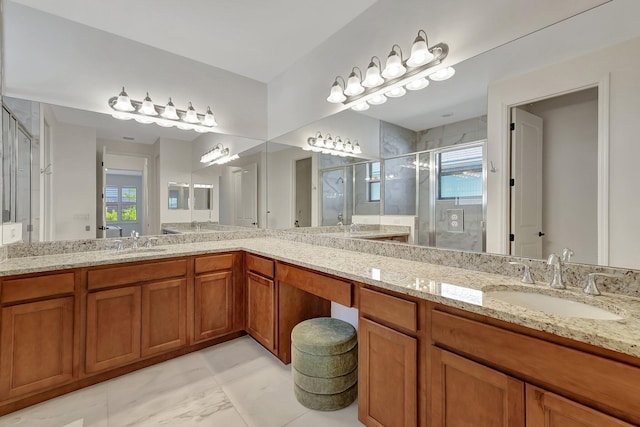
292,317,357,356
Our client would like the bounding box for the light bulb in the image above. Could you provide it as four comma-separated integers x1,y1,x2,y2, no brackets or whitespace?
324,136,334,149
405,78,430,91
114,87,135,112
407,34,434,67
368,94,387,105
202,106,218,126
344,70,364,96
138,92,158,115
184,102,200,123
353,142,362,154
382,50,406,79
429,67,456,81
327,81,346,103
344,139,353,153
386,87,406,98
362,60,384,88
162,98,180,120
351,102,370,112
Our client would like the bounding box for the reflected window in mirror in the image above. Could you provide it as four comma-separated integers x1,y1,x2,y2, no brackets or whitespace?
193,184,214,210
367,162,381,202
438,145,483,200
168,182,190,210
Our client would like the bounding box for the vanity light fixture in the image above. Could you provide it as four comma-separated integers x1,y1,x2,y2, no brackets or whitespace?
303,132,362,157
327,30,453,110
212,154,239,165
200,143,230,164
109,88,218,133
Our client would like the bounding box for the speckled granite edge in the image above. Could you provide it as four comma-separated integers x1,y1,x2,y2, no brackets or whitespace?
4,229,267,258
266,230,640,297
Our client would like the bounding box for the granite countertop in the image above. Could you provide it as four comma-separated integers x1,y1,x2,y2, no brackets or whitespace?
321,230,410,239
1,237,639,358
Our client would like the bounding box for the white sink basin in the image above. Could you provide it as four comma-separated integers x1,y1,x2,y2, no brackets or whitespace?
486,291,623,320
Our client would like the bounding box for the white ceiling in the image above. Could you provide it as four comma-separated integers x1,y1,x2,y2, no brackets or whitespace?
9,0,378,83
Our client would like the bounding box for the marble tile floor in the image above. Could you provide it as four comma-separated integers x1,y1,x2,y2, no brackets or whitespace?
0,336,362,427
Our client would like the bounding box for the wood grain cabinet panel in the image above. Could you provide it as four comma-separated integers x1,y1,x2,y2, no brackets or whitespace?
430,347,525,427
0,297,75,399
246,271,275,352
526,384,633,427
358,317,417,427
141,279,187,357
85,287,141,373
194,272,234,343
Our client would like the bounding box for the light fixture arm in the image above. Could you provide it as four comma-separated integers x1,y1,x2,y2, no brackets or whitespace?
389,44,404,61
416,29,429,48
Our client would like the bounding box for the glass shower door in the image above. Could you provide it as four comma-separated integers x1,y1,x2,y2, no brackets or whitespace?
321,168,346,226
16,127,32,242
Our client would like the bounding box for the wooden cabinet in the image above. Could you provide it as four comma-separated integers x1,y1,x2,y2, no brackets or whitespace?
85,286,141,373
193,271,233,342
192,253,242,344
431,347,525,427
246,271,276,352
141,279,187,357
359,317,417,427
0,297,75,399
430,307,640,426
526,385,633,427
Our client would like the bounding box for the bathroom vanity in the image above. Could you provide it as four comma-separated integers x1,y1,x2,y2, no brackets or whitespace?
0,236,639,427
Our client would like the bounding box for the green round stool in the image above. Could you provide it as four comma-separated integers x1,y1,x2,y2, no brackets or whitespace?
291,317,357,411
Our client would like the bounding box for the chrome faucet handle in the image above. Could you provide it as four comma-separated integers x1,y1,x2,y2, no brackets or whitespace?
584,273,622,296
113,240,124,252
144,237,158,248
561,248,574,263
508,261,535,284
547,253,566,289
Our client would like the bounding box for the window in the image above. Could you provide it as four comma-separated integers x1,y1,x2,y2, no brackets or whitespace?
438,146,483,199
106,185,137,222
367,161,381,202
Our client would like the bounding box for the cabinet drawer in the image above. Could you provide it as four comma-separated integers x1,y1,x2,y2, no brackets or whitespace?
246,253,274,278
1,272,75,304
275,263,352,306
360,287,417,332
195,253,234,274
432,310,640,423
87,259,187,290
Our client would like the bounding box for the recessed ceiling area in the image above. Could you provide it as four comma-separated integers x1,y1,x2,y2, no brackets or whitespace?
9,0,378,83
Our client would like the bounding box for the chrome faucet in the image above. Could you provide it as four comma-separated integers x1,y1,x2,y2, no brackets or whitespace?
547,253,566,289
508,261,535,284
131,230,139,250
337,213,344,227
561,247,574,263
584,272,621,296
144,237,158,248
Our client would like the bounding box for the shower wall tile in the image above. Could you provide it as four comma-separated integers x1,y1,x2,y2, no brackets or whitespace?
380,121,417,158
417,115,487,151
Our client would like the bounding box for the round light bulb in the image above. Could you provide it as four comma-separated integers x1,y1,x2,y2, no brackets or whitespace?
202,106,218,126
367,94,388,105
114,87,135,112
407,35,434,67
386,87,406,98
429,67,456,81
382,51,406,79
362,61,384,88
138,92,158,116
327,81,346,103
162,98,180,120
184,102,200,123
405,78,430,91
344,71,364,96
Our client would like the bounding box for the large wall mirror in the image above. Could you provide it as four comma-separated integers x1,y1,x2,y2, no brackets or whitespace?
0,97,266,242
265,1,640,270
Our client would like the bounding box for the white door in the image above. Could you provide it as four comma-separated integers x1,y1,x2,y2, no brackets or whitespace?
510,108,543,258
234,163,258,227
97,146,107,238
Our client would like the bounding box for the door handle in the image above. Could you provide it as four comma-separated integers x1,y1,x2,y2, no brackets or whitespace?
538,232,545,237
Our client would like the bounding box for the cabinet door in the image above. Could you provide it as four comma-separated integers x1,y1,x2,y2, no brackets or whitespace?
526,384,633,427
0,297,74,399
141,279,187,357
194,271,233,343
246,271,275,352
86,287,141,373
431,347,525,427
358,317,417,427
